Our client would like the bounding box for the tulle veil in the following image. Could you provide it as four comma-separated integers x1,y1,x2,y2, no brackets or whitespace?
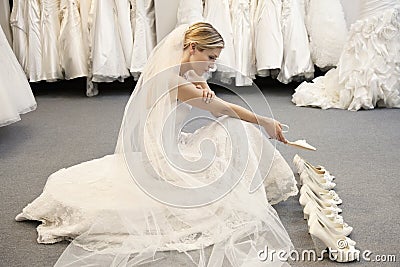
54,24,294,267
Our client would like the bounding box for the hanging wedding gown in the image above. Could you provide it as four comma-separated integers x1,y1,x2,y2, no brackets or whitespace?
59,0,88,79
278,0,314,83
231,0,256,86
253,0,283,77
10,0,29,76
17,25,297,266
130,0,156,79
0,26,36,127
176,0,204,26
305,0,348,69
91,0,130,82
40,0,63,81
292,0,400,111
0,0,13,47
204,0,236,84
26,0,43,82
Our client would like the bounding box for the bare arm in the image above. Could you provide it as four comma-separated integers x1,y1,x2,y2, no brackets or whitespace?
177,77,287,143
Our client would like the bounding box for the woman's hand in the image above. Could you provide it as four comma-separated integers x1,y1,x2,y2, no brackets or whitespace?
261,117,287,143
195,84,215,104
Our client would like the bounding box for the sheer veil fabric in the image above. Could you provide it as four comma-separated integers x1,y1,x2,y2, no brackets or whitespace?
19,24,297,266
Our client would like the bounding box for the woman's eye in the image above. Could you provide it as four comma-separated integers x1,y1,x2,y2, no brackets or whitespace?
209,56,216,60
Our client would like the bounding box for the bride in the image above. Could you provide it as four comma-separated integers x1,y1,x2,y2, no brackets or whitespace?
17,23,298,266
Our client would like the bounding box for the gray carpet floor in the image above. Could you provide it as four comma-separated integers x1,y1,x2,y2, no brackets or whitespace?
1,77,399,266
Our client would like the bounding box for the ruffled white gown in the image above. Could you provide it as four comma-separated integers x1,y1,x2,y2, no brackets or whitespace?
292,0,400,111
305,0,348,69
0,26,36,127
16,100,298,265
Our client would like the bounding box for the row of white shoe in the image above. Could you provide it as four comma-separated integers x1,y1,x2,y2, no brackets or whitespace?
293,154,360,262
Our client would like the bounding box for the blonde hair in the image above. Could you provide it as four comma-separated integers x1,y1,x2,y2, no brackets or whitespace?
184,22,224,51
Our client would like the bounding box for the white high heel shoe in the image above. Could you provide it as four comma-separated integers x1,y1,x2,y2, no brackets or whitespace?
307,207,353,237
300,182,342,205
293,154,335,181
300,165,336,190
308,218,359,262
303,199,341,221
300,184,342,206
299,190,342,214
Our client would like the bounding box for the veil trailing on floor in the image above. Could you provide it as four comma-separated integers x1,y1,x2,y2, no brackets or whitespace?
54,24,294,266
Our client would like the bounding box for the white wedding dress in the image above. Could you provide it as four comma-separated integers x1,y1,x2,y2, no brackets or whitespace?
253,0,283,77
204,0,236,84
40,0,63,81
17,104,297,266
130,0,157,79
17,25,297,266
0,0,12,46
305,0,348,69
10,0,29,76
59,0,88,80
278,0,314,84
292,0,400,111
91,0,131,83
230,0,256,86
0,26,36,127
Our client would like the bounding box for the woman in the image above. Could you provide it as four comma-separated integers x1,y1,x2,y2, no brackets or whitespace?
292,0,400,111
17,23,297,266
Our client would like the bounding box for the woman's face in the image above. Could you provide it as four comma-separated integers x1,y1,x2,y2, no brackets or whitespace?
189,45,222,75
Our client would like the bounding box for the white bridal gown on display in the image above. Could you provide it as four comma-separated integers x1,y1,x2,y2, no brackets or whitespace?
0,0,13,46
0,26,36,127
10,0,29,76
305,0,348,69
59,0,88,80
292,0,400,111
40,0,63,81
204,0,236,83
253,0,283,77
91,0,131,83
230,0,256,86
278,0,314,84
130,0,157,79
